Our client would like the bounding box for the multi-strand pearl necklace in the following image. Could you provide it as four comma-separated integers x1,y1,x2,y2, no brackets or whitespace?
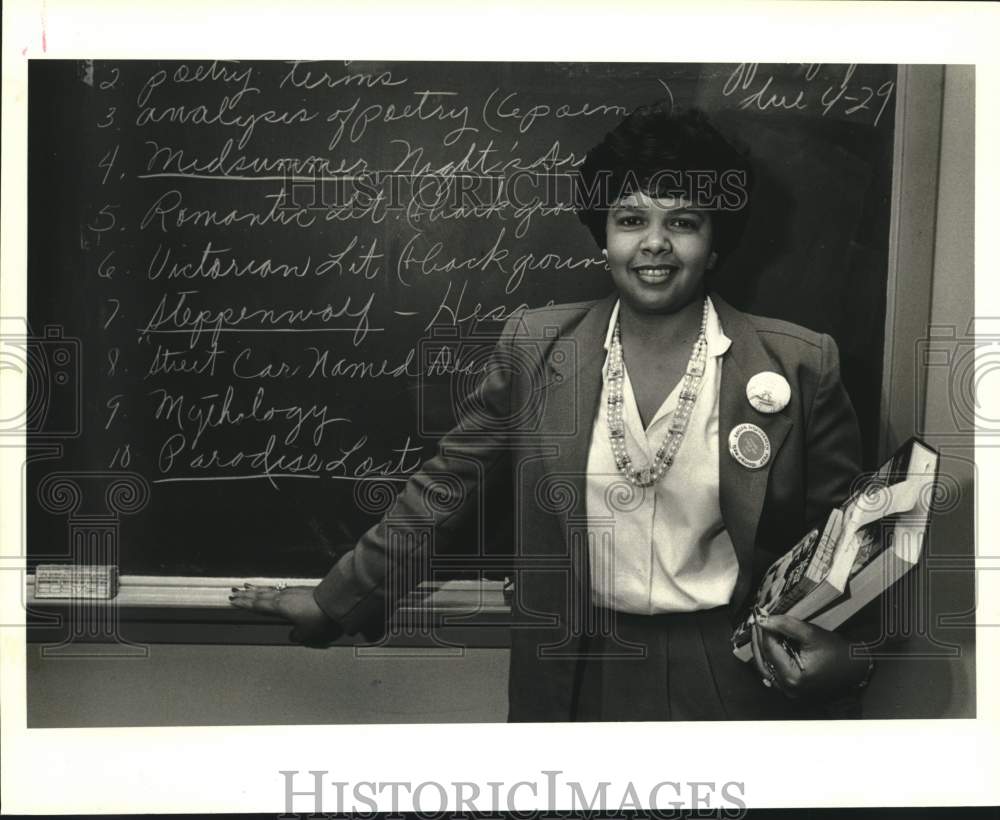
606,297,710,487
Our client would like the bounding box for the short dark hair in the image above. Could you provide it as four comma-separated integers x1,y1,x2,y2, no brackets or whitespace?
574,103,754,262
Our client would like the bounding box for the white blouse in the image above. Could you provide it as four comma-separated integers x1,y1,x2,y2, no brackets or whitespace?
586,296,740,614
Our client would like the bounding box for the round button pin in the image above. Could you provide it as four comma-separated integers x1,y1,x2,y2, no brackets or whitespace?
728,423,771,469
746,371,791,414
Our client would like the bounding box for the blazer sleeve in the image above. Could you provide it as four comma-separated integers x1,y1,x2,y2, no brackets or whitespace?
803,333,864,527
311,314,522,639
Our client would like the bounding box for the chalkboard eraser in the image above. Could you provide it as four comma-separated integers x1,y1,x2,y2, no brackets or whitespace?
34,564,119,599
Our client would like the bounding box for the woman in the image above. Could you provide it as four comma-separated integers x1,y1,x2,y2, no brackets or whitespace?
231,103,875,721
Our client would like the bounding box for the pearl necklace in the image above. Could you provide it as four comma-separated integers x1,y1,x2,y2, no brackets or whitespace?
606,297,710,487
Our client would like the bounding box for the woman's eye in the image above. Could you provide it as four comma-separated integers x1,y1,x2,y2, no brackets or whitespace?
670,217,698,230
617,216,643,227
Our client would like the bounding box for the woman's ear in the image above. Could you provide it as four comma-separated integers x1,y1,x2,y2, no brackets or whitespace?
708,251,719,270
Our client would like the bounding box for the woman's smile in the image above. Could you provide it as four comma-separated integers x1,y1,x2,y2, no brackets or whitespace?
632,263,680,284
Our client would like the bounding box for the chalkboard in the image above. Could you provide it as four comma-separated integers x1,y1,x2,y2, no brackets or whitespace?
26,61,897,578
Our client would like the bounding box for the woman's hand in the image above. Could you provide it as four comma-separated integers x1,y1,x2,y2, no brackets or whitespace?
229,583,343,647
750,610,871,700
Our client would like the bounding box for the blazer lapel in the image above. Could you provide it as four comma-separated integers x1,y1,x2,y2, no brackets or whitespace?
537,294,615,607
541,293,616,521
712,294,793,616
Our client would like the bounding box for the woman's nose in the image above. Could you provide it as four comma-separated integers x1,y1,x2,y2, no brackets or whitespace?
640,225,672,253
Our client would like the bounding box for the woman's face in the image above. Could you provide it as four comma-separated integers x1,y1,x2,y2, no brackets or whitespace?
604,191,715,316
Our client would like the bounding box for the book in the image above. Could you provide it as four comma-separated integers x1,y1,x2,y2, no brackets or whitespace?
732,437,939,662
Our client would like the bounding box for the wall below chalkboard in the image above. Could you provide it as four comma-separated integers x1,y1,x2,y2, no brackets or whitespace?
25,635,975,726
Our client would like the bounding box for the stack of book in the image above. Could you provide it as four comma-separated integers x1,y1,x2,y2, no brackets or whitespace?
732,437,939,661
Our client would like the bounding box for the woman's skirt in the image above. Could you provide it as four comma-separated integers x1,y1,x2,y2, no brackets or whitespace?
570,606,828,721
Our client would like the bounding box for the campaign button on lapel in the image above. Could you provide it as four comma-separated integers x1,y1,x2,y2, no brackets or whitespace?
728,423,771,469
746,371,790,414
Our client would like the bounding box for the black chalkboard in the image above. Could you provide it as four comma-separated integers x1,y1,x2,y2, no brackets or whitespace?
27,60,897,577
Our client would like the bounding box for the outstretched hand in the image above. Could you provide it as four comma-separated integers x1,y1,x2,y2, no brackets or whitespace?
750,611,871,700
229,583,343,647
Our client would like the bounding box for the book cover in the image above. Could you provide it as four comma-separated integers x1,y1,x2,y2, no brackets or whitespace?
731,507,844,661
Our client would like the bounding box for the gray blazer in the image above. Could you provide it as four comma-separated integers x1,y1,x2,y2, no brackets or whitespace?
314,292,864,720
